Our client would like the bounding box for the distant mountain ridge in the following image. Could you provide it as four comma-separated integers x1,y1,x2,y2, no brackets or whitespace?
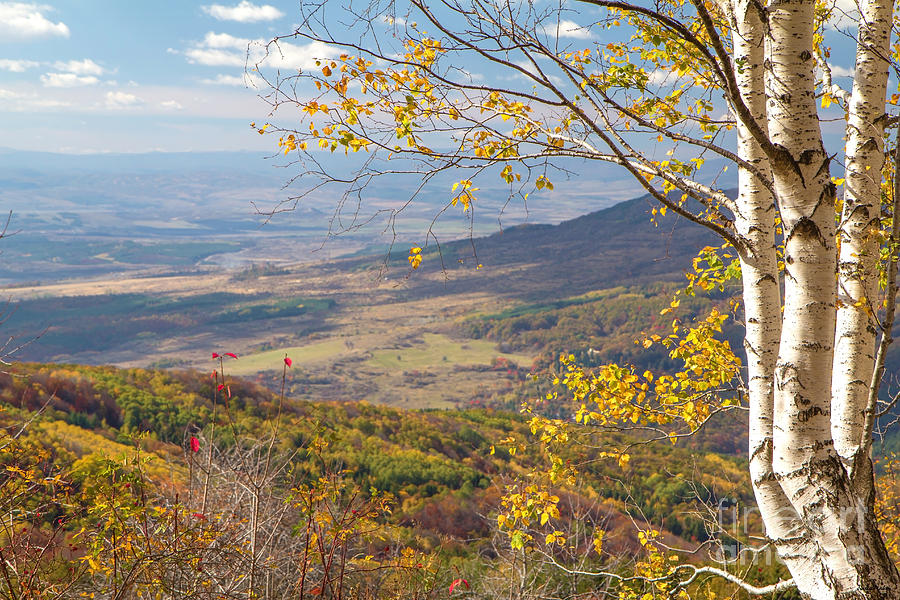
389,192,725,300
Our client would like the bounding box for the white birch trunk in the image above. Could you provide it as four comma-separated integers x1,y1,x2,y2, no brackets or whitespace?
832,0,892,477
729,4,828,591
736,0,900,596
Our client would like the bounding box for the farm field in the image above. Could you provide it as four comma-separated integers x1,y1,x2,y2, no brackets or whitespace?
367,333,532,370
1,261,536,409
0,193,726,410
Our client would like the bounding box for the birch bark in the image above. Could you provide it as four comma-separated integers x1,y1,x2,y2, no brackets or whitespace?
729,3,828,594
832,0,892,478
733,0,900,596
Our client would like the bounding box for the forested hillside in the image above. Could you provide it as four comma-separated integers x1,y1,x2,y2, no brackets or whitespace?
1,360,773,598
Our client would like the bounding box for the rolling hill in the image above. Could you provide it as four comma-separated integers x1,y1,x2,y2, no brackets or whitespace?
389,192,722,300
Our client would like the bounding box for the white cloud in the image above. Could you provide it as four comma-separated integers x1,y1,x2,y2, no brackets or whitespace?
185,47,247,67
185,32,335,71
200,73,249,85
53,58,105,76
542,19,592,39
40,58,111,87
831,64,854,78
105,91,142,108
184,33,250,66
0,58,39,72
260,39,335,71
41,72,99,87
511,59,540,78
202,1,284,22
0,2,69,39
0,87,71,110
202,31,249,49
160,100,183,110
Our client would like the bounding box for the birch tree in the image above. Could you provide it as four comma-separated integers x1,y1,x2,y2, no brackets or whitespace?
258,0,900,597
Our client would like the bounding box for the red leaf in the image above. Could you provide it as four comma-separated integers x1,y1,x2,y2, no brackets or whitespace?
212,352,220,359
217,384,225,391
190,436,200,453
191,513,206,521
284,356,293,368
226,385,232,398
224,352,238,359
449,578,469,594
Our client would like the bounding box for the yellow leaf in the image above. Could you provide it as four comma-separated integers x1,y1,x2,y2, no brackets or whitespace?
592,530,604,555
408,246,423,269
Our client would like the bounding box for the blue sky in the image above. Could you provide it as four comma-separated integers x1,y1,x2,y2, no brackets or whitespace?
0,1,862,157
0,1,321,153
0,0,617,156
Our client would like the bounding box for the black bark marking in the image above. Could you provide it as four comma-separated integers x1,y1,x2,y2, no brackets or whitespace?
797,405,825,422
798,149,817,165
800,341,828,351
860,137,879,152
786,216,828,247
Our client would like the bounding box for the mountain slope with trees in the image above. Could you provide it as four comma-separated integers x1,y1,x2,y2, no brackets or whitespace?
0,362,767,598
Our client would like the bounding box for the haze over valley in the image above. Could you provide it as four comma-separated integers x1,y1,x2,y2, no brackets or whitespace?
0,149,647,284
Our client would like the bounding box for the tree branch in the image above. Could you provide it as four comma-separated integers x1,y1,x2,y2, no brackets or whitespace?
672,565,795,596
